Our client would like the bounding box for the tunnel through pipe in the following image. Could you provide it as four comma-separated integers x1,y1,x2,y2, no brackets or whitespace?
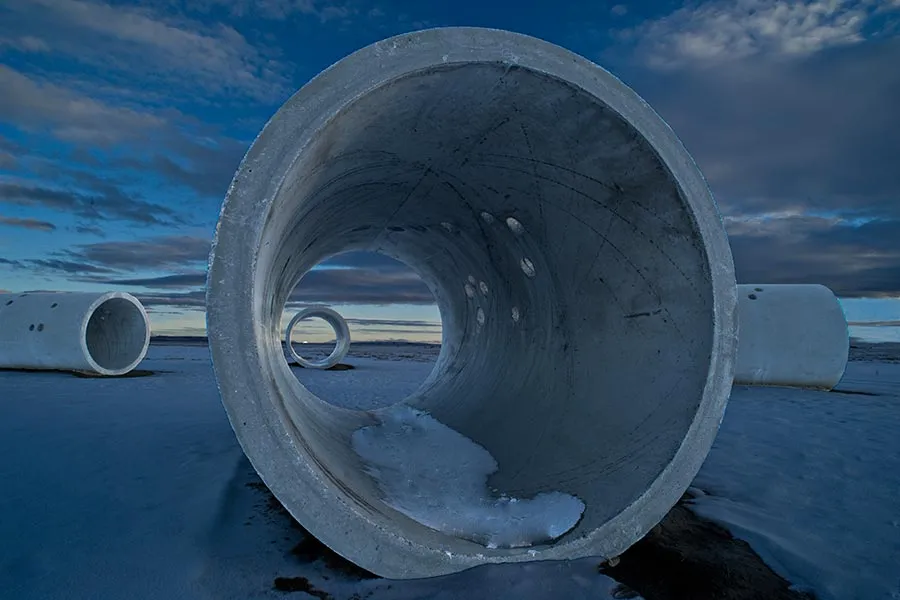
0,291,150,376
286,306,351,369
206,27,738,578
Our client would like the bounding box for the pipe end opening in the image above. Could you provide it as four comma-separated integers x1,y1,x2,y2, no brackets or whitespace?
85,296,150,375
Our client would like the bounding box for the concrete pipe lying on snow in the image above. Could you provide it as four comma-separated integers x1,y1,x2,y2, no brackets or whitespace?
206,27,738,579
286,306,351,369
735,284,849,390
0,291,150,376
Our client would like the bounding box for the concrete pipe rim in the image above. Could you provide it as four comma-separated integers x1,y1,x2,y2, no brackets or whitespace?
286,306,351,369
206,26,738,579
79,292,151,376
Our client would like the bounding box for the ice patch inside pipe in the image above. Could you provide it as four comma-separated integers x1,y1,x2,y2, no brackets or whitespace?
351,405,585,548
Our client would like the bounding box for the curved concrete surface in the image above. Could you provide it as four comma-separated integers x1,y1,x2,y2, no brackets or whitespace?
286,306,351,369
735,284,848,390
0,291,150,376
206,27,738,578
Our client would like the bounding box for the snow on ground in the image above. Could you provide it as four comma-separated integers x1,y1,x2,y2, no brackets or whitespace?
1,341,898,599
0,343,631,600
351,405,585,549
690,362,900,600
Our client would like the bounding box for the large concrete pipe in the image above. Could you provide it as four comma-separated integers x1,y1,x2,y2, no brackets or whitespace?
0,291,150,376
286,306,351,369
206,27,738,578
735,284,848,390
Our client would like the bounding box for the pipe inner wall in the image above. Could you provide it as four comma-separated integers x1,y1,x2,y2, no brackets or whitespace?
206,27,738,578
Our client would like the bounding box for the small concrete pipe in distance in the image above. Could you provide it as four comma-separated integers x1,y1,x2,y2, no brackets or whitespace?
206,27,738,579
0,291,150,376
735,284,849,390
286,306,351,369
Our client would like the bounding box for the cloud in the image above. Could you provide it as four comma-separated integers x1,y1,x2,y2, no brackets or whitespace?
169,0,359,23
0,35,50,53
0,63,252,200
95,249,436,305
631,38,900,222
0,215,56,231
319,251,414,271
64,235,211,270
620,0,895,69
139,139,247,197
601,4,900,298
24,258,118,275
0,65,167,146
0,180,186,226
0,0,292,103
611,4,628,16
346,318,441,328
290,267,434,305
74,224,106,236
10,239,433,307
728,216,900,296
136,290,206,308
104,272,207,288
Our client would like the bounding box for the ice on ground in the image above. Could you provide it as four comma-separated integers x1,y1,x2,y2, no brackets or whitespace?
691,361,900,600
351,405,585,548
2,341,898,599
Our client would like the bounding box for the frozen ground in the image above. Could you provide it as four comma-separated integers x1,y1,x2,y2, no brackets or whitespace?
351,404,585,548
0,341,898,599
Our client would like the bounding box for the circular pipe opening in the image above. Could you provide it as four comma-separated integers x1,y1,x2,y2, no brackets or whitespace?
206,27,737,579
286,307,351,369
84,295,150,376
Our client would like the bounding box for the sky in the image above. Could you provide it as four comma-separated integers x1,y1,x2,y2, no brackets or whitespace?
0,0,898,343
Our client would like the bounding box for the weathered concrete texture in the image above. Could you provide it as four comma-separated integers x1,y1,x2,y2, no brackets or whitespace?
735,284,849,390
0,291,150,376
286,307,351,369
206,27,738,578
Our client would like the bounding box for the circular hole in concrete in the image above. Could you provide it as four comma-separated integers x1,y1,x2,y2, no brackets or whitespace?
511,306,520,323
441,222,454,233
480,211,495,224
464,283,476,298
4,300,11,306
285,250,441,410
476,307,486,326
28,324,34,331
85,297,149,373
37,323,44,332
51,303,58,308
506,217,525,235
748,294,758,300
205,55,735,572
479,281,489,296
286,314,340,364
521,257,536,278
754,287,763,292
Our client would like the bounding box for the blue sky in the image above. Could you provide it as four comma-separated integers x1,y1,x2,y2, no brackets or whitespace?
1,0,898,342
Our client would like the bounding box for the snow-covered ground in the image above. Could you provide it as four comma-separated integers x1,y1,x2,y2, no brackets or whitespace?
690,359,900,600
1,342,898,599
